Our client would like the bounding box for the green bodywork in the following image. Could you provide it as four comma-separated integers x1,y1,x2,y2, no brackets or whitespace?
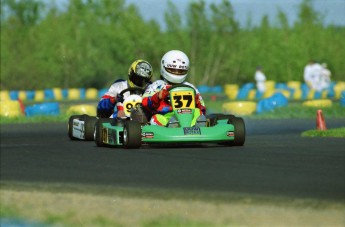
100,120,234,146
141,120,234,143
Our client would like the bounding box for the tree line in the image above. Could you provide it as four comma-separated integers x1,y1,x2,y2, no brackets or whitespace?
1,0,344,90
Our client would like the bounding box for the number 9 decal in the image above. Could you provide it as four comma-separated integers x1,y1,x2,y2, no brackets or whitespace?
124,101,140,115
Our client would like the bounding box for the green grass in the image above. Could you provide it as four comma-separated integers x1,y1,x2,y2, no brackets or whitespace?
301,127,345,137
1,183,344,227
246,102,345,119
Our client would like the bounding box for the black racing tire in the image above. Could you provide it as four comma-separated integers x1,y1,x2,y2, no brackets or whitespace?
68,115,84,140
123,121,142,149
228,117,246,146
94,118,113,147
84,116,98,141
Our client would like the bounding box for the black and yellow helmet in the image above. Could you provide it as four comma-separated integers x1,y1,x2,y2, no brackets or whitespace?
128,60,153,88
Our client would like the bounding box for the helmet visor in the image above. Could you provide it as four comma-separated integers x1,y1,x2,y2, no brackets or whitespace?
165,67,188,76
131,74,150,87
136,62,152,78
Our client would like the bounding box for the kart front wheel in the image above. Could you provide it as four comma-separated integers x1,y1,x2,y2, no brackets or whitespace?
228,117,246,146
123,121,142,149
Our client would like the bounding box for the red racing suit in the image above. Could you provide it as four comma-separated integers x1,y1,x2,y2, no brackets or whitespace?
142,80,206,123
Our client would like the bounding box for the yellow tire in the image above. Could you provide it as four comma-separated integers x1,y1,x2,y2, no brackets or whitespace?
222,101,257,116
302,99,333,108
85,88,98,100
67,104,97,116
0,100,23,117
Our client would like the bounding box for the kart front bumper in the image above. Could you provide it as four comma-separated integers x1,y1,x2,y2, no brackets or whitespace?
141,124,235,143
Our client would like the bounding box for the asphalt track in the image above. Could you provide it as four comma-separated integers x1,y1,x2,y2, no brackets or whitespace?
1,118,344,201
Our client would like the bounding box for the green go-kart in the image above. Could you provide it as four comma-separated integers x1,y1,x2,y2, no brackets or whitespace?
94,85,245,149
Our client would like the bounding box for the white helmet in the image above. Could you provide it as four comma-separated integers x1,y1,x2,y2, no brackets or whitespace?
160,50,189,84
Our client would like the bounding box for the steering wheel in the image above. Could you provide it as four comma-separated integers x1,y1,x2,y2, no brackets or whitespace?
119,87,145,96
167,84,195,92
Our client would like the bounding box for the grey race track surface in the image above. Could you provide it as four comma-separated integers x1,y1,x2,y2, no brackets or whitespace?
1,118,345,201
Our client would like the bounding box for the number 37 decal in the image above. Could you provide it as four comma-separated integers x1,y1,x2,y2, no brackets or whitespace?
171,91,195,109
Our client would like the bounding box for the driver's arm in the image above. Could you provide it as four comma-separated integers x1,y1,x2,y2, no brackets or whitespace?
142,81,164,110
195,93,206,115
142,88,165,110
97,81,125,118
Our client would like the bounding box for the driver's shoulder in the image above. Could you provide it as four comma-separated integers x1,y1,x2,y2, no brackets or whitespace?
142,80,165,97
113,80,128,88
182,81,197,89
148,80,167,90
151,79,166,86
109,80,128,94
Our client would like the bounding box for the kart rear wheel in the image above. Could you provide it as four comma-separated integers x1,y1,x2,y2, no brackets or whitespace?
68,115,84,140
123,121,142,149
228,117,246,146
84,116,97,141
94,118,113,147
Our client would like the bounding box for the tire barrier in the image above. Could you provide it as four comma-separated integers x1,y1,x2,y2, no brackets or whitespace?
302,99,333,108
256,92,289,113
34,90,45,101
85,88,98,100
1,88,101,101
68,88,81,100
25,102,60,117
52,88,63,100
236,83,255,100
197,85,223,93
222,101,257,116
0,90,10,101
334,82,345,99
265,80,276,91
0,81,344,102
224,84,239,100
67,104,97,116
340,91,345,107
44,89,55,100
0,100,24,117
9,90,19,100
26,90,36,100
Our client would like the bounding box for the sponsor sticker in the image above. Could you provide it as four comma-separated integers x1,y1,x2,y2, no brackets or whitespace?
72,119,85,139
227,131,234,137
177,109,192,114
102,128,108,143
142,132,154,138
183,127,201,135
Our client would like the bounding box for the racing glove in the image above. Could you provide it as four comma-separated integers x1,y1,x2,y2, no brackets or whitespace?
195,94,206,115
116,93,124,103
97,97,116,118
150,89,169,106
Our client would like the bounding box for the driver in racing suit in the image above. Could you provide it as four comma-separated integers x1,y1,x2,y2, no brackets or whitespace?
142,50,206,126
97,60,153,118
